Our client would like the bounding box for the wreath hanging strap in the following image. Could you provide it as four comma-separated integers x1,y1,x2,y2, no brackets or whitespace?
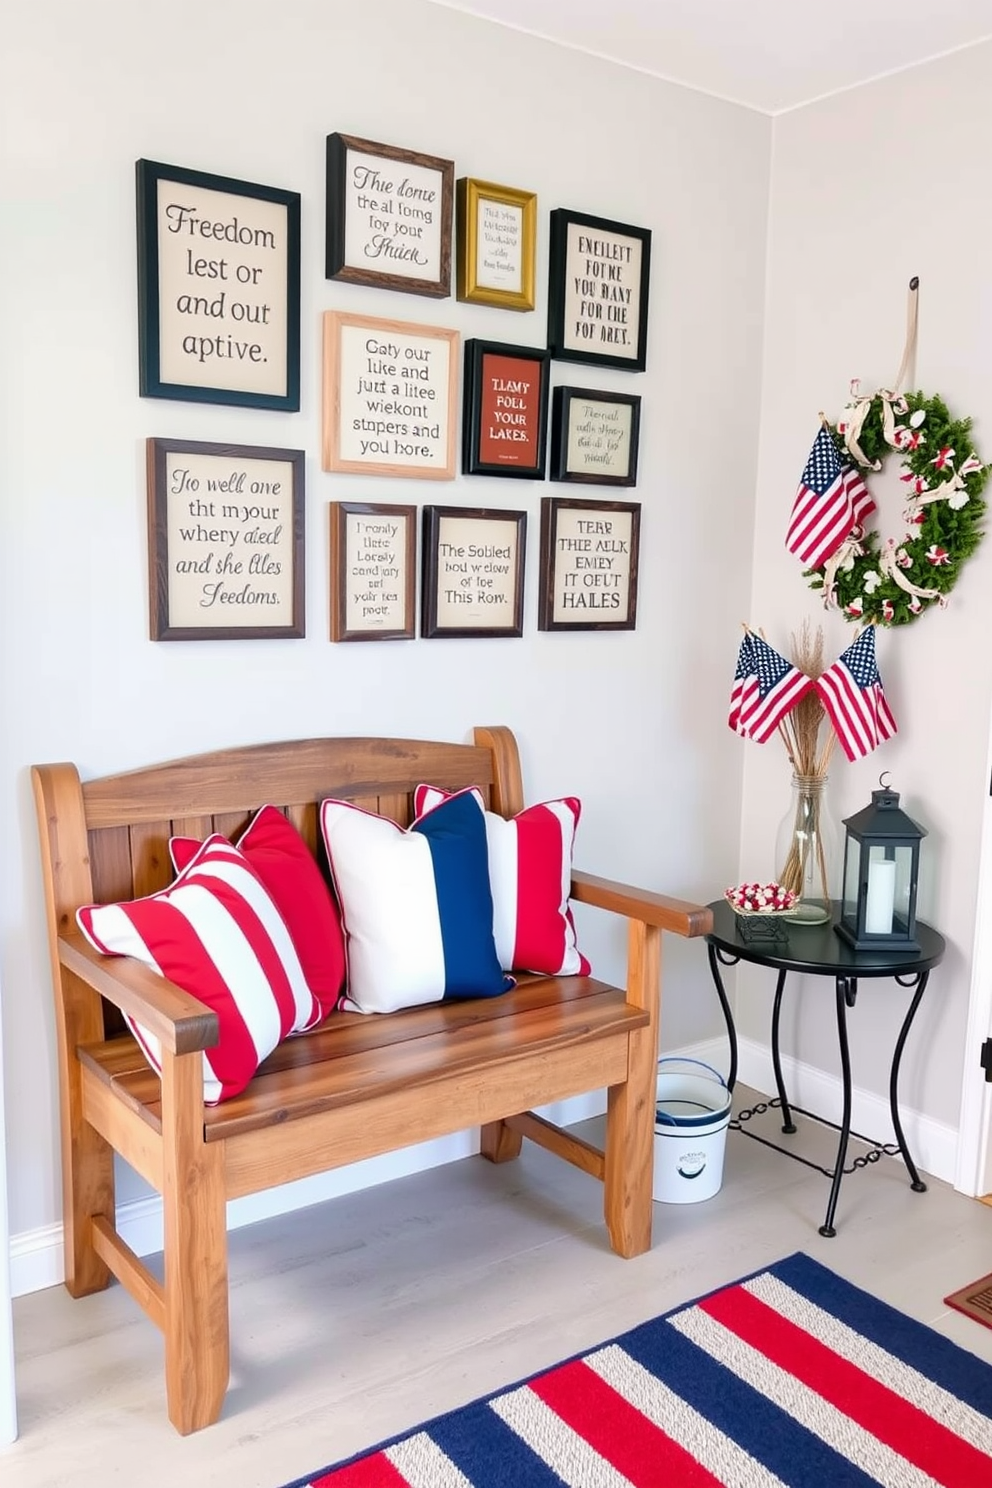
787,282,988,627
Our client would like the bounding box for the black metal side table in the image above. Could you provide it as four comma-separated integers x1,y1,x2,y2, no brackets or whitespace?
704,899,946,1237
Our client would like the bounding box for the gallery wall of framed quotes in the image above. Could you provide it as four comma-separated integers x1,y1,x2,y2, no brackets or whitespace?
322,311,459,479
329,501,416,642
538,496,640,631
326,134,454,298
136,159,301,410
456,178,537,311
422,506,526,638
462,340,549,479
146,438,305,640
547,209,651,371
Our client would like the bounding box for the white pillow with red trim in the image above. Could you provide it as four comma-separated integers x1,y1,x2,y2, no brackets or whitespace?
413,785,590,977
76,834,319,1105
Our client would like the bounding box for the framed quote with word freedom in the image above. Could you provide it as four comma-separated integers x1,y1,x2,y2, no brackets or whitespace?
136,159,301,410
538,496,640,631
547,208,651,372
146,438,305,641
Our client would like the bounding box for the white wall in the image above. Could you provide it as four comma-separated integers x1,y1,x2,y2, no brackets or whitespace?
0,0,770,1260
742,42,992,1129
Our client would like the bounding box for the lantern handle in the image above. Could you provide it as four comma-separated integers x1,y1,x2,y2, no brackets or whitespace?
878,771,892,789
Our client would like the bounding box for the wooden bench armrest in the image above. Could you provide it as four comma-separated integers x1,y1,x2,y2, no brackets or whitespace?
58,930,219,1056
570,870,713,938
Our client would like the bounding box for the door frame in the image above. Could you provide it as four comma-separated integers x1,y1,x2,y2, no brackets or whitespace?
954,732,992,1198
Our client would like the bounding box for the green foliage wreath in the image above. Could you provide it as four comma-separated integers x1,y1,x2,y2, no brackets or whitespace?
805,390,988,627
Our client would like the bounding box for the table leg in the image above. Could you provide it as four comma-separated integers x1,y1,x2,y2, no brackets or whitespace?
706,943,739,1091
769,968,796,1133
820,973,857,1238
890,971,930,1193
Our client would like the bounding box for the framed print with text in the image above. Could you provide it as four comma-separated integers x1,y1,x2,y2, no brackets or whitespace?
146,438,305,640
455,178,537,310
550,386,641,486
136,159,300,410
322,311,459,479
538,496,640,631
547,209,651,372
462,339,549,479
330,501,416,642
326,134,453,297
422,506,526,638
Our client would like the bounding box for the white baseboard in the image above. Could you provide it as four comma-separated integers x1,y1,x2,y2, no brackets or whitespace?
9,1038,959,1298
734,1035,959,1186
9,1090,608,1299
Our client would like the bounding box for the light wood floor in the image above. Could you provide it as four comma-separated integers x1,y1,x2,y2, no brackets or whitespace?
5,1094,992,1487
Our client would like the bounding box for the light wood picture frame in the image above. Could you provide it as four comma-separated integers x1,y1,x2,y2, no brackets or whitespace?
538,496,640,631
421,505,526,638
322,311,459,479
326,133,453,298
146,438,305,640
329,501,416,641
136,158,301,410
456,178,537,311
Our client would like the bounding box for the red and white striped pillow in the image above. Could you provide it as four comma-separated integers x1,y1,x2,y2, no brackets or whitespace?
413,785,590,977
76,834,317,1104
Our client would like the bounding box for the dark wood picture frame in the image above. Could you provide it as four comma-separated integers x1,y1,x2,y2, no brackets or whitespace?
326,134,454,298
136,159,301,410
146,438,305,640
455,178,537,310
422,505,526,638
538,496,640,631
550,386,641,486
462,339,550,479
330,501,416,642
547,208,651,372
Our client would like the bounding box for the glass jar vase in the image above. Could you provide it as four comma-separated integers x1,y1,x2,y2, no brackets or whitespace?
774,773,839,921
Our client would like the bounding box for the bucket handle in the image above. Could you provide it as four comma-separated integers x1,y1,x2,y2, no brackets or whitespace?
656,1056,728,1091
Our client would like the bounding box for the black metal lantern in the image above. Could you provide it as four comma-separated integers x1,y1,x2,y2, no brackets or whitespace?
835,778,926,951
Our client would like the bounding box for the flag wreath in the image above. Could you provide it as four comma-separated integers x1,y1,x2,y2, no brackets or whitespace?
791,386,987,628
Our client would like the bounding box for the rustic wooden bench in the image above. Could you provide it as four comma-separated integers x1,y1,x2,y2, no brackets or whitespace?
32,726,711,1434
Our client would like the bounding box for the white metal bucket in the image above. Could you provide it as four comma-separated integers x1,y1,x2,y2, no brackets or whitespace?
652,1058,732,1204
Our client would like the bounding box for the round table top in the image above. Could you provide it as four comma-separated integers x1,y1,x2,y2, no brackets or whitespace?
705,898,945,977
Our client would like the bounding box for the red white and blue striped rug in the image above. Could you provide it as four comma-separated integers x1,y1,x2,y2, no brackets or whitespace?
281,1253,992,1488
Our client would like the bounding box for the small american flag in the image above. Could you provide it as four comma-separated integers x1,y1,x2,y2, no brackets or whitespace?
729,633,813,743
815,626,897,761
787,427,876,567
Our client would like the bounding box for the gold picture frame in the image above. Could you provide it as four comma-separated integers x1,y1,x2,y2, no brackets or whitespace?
455,179,537,312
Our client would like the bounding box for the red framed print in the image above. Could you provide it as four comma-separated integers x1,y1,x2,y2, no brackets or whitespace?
462,339,549,479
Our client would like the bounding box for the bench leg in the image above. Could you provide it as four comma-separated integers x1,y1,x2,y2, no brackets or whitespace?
603,921,660,1259
161,1051,229,1435
480,1119,523,1163
59,976,114,1298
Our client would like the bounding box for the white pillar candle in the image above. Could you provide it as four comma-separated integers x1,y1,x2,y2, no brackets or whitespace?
865,858,896,935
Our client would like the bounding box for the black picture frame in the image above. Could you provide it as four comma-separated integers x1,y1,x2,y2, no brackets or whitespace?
550,386,641,486
326,134,454,298
538,496,640,631
547,209,651,372
146,438,305,640
421,505,526,638
136,159,301,410
462,339,550,479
